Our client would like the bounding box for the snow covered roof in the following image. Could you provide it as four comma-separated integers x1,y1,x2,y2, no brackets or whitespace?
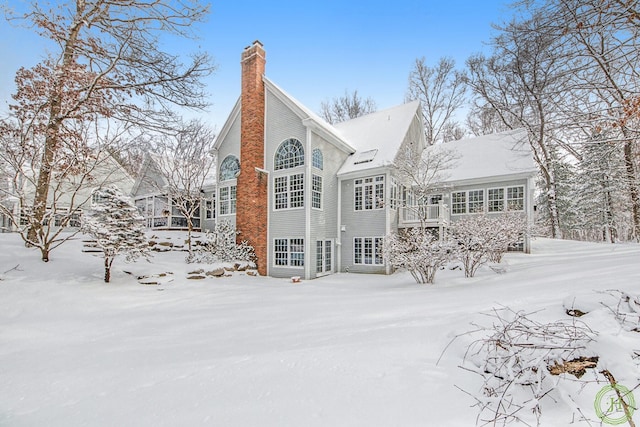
335,100,422,176
429,129,538,184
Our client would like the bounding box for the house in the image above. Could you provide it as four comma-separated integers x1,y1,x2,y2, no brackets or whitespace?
0,150,135,233
131,152,216,231
208,41,538,279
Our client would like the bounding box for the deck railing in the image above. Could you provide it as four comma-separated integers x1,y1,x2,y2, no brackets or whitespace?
398,203,449,228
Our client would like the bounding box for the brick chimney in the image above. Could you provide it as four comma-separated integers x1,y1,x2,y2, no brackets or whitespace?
236,40,268,275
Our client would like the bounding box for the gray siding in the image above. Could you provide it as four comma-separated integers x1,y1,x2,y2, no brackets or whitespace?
339,177,388,274
265,89,308,278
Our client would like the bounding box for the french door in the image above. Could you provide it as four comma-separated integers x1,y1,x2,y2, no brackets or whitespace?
316,240,333,276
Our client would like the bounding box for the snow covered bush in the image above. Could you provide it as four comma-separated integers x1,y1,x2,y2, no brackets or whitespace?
187,220,255,264
451,213,527,277
81,186,149,283
383,228,456,284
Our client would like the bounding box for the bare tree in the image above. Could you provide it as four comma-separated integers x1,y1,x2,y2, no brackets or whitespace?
4,0,214,259
537,0,640,240
465,14,570,238
406,57,467,145
151,120,216,254
0,118,136,261
319,90,377,124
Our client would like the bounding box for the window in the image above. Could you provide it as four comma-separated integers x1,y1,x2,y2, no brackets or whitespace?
486,186,524,212
274,238,304,267
312,148,323,170
488,188,505,212
354,176,385,211
205,197,216,219
219,185,236,215
507,186,524,211
452,191,466,214
312,175,322,209
468,190,484,213
274,173,304,210
452,190,484,214
275,138,304,170
219,155,240,181
354,237,384,265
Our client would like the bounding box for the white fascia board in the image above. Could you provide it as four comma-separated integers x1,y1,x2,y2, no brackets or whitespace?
445,171,538,188
336,165,391,181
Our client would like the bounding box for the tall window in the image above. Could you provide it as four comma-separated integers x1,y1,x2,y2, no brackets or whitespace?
275,138,304,170
488,188,504,212
354,176,385,211
312,148,323,170
219,186,236,215
468,190,484,213
354,237,384,265
507,186,524,211
205,196,216,219
274,174,304,210
219,155,240,181
274,238,304,267
451,191,466,214
312,175,322,209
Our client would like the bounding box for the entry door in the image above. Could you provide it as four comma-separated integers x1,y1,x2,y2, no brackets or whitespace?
316,240,333,276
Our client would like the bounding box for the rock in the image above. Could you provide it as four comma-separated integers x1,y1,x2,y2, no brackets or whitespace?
206,268,225,277
224,266,235,272
246,270,257,276
187,275,206,280
188,269,204,275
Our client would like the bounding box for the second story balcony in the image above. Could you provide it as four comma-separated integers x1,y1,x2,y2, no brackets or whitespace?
398,203,450,229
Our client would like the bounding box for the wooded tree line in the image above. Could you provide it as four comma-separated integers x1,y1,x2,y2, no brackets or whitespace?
327,0,640,242
1,0,638,266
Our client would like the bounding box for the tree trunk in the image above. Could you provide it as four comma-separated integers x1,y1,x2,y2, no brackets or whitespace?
104,257,112,283
623,139,640,241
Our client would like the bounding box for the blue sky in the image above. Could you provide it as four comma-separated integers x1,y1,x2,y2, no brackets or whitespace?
1,0,512,130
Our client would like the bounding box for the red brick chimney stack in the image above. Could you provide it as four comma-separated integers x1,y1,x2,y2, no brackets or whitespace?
237,40,268,275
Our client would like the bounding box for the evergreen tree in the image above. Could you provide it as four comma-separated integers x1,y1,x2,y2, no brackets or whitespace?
82,186,149,283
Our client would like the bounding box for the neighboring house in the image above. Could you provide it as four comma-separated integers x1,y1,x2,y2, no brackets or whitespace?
210,41,538,279
0,150,135,232
131,152,216,231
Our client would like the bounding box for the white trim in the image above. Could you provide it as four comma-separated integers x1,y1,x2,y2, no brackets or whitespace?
272,237,305,269
353,236,385,266
305,128,312,280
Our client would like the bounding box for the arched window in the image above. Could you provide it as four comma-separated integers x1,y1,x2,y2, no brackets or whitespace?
219,155,240,181
275,138,304,170
312,148,323,170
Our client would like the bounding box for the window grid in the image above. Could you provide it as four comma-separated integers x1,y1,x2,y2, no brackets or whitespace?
316,241,323,273
468,190,484,213
354,176,385,211
275,138,304,170
488,188,505,212
354,237,384,265
507,186,524,211
312,175,322,209
274,174,305,210
219,155,240,181
312,148,323,170
274,238,305,267
219,186,236,216
452,191,466,214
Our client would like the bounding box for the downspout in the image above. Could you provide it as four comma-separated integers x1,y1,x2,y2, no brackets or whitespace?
337,176,342,273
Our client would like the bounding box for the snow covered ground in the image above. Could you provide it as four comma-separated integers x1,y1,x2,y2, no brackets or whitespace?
1,233,639,426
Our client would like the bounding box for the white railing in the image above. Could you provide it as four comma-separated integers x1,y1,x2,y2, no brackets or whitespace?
398,203,449,227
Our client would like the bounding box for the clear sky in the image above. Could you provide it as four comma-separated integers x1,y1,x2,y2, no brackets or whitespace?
0,0,513,131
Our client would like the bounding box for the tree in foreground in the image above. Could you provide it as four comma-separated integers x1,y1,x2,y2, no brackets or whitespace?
187,220,255,265
319,90,377,124
4,0,213,259
82,186,149,283
383,228,456,284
